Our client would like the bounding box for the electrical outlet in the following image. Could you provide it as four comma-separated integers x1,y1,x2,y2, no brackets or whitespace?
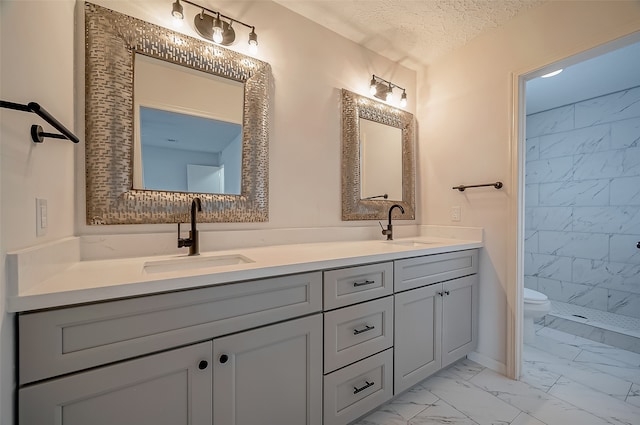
36,198,48,237
451,206,461,222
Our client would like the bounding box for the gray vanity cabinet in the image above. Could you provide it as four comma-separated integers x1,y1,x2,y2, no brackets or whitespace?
17,271,323,425
19,341,213,425
213,314,323,425
393,250,479,394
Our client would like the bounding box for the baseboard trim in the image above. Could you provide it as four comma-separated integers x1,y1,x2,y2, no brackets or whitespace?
468,351,507,375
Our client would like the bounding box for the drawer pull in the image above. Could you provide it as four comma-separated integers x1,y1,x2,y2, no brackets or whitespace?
353,380,375,394
353,324,375,335
353,280,375,287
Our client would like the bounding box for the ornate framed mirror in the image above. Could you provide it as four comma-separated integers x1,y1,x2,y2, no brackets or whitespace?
341,89,416,220
85,2,270,224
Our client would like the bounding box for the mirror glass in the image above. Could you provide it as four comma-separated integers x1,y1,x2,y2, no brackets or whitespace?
359,118,402,201
341,89,415,221
84,3,270,225
133,54,243,195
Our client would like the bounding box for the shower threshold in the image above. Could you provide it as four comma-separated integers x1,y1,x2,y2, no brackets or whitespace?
544,301,640,354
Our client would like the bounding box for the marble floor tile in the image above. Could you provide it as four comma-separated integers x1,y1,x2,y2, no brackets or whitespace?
422,369,521,425
627,384,640,408
548,376,640,425
353,408,407,425
445,358,485,381
523,344,632,399
407,399,479,425
510,412,547,425
469,368,612,425
519,360,561,392
537,326,640,366
526,333,582,361
383,384,439,420
572,350,640,386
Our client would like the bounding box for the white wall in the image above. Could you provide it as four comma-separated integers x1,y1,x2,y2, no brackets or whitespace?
0,1,415,422
418,1,640,373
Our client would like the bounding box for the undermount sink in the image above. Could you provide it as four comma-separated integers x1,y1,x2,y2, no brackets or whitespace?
385,240,435,247
143,254,254,274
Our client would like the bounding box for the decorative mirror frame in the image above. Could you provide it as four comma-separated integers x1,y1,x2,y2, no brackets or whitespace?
85,2,270,225
341,89,416,220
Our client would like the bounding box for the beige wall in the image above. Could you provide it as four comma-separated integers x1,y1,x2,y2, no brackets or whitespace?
418,0,640,371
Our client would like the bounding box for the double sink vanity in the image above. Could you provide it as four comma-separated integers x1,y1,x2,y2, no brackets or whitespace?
10,236,481,425
7,4,481,424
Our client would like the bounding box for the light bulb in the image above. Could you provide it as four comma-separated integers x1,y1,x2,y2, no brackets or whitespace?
171,0,183,19
385,86,393,102
369,77,377,95
171,0,184,27
400,91,407,107
212,16,224,43
248,29,258,55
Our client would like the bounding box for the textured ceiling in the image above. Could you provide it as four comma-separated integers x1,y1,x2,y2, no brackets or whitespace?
274,0,545,70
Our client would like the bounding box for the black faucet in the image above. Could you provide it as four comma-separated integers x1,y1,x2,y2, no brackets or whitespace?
178,197,202,256
381,204,405,240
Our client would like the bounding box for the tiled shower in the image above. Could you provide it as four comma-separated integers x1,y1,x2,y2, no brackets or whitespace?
524,84,640,351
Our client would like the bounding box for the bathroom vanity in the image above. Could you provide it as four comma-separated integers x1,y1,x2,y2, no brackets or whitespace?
11,238,480,425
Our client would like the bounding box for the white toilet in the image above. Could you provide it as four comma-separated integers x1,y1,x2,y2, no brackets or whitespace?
523,288,551,344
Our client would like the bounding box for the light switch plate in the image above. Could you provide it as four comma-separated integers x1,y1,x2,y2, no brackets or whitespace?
451,206,461,222
36,198,48,237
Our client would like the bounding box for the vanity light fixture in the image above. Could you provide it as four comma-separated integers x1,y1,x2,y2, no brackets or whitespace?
368,74,407,107
170,0,259,53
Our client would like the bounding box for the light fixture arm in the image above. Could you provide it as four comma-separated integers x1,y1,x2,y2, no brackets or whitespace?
179,0,255,32
370,74,406,93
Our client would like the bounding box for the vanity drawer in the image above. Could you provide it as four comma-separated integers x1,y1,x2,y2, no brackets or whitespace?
19,272,322,385
323,348,393,425
394,249,478,292
323,262,393,310
323,296,393,373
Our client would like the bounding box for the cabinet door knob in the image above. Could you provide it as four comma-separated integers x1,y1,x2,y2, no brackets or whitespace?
198,360,208,370
219,354,229,364
637,241,640,249
444,290,450,296
437,291,443,297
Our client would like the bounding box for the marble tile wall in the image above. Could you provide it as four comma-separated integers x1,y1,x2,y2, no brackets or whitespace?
525,85,640,319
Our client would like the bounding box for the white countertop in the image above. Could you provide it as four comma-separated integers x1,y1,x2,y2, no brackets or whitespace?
7,236,482,313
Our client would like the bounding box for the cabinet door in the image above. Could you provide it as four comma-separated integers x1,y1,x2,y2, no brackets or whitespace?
19,341,212,425
442,274,478,367
394,284,442,394
213,314,323,425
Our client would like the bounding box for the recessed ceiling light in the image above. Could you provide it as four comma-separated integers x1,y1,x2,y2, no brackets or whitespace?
541,69,563,78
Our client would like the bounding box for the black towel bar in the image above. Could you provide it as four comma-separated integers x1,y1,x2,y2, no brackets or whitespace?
0,100,80,144
453,182,503,192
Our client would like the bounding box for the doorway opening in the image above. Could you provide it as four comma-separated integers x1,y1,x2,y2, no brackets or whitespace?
516,32,640,383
